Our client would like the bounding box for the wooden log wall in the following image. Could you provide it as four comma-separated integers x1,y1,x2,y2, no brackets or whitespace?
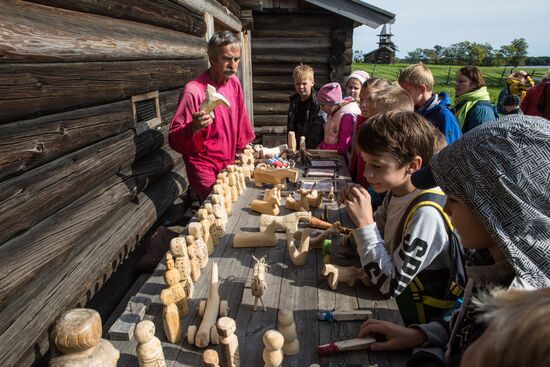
0,0,242,366
251,11,353,128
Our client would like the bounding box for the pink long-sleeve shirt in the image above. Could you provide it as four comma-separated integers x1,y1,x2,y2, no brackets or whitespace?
169,71,255,199
317,114,357,155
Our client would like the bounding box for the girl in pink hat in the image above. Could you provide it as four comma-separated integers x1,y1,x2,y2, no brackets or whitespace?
317,82,361,161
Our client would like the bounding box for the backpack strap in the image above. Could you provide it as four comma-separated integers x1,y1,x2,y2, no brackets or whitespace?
397,189,453,241
396,190,464,323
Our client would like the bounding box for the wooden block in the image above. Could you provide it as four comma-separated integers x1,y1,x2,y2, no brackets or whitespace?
317,309,373,322
317,337,376,355
108,296,151,341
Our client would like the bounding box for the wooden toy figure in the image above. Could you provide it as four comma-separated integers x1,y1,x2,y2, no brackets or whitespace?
262,330,284,367
216,317,240,367
288,131,297,152
187,262,229,348
49,308,119,367
233,222,285,248
306,190,324,208
135,320,166,367
253,165,299,187
259,212,312,234
170,237,194,298
211,194,229,225
278,309,299,356
204,203,226,246
239,147,255,180
309,222,340,248
159,288,181,344
186,233,208,270
299,136,306,151
163,253,188,317
259,144,288,159
249,196,281,216
323,264,373,290
216,173,233,212
200,84,230,118
189,222,213,258
226,166,239,202
197,211,215,254
251,255,269,311
212,187,231,217
186,240,202,281
235,167,246,194
286,229,312,266
263,184,283,202
285,189,310,212
202,349,220,367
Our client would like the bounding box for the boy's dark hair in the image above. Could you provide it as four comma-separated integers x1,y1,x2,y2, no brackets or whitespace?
458,66,486,89
357,111,437,167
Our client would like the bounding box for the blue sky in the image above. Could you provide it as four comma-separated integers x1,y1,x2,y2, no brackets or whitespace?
353,0,550,57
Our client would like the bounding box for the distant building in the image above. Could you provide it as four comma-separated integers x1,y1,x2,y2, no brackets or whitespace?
363,24,397,64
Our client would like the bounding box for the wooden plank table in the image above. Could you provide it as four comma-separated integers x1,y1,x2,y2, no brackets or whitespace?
111,158,410,367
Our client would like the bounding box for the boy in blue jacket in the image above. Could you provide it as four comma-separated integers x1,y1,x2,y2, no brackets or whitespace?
399,63,461,144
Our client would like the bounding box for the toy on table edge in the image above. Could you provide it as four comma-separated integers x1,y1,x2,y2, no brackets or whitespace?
187,262,229,348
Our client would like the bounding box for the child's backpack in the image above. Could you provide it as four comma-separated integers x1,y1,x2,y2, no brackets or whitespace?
395,190,468,325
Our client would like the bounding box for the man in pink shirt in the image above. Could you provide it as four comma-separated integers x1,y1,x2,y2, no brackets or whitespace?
169,31,255,200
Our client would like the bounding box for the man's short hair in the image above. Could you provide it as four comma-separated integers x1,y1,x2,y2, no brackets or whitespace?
293,63,314,82
207,31,241,59
398,63,434,91
366,84,414,115
473,287,550,367
357,111,437,168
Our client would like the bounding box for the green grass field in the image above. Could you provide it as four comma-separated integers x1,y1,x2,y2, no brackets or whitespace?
352,63,546,102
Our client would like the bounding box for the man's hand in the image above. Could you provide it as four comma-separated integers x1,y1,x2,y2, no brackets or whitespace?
339,184,374,227
191,111,213,134
358,319,427,351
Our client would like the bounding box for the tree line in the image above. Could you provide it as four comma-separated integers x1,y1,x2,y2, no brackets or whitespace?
403,38,530,67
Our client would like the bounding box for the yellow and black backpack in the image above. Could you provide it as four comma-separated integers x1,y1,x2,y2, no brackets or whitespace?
394,190,468,325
